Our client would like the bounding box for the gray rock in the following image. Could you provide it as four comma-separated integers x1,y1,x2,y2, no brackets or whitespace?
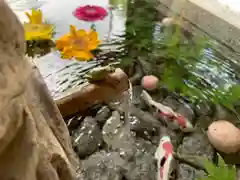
123,152,157,180
213,105,240,128
195,102,213,117
129,115,159,140
102,111,137,160
197,115,214,130
131,106,162,130
178,126,214,159
134,138,157,155
95,106,111,125
102,111,122,146
177,126,214,180
162,96,180,111
112,130,137,160
177,102,195,123
166,129,184,149
177,164,206,180
214,105,230,120
77,151,125,180
131,85,143,106
72,117,102,158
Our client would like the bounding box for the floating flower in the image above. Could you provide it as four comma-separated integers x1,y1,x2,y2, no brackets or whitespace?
73,5,108,22
55,25,101,61
24,24,54,41
24,8,55,41
25,8,43,24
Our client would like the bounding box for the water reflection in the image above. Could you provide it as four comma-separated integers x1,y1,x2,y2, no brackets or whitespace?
8,0,126,39
7,0,127,96
7,0,240,106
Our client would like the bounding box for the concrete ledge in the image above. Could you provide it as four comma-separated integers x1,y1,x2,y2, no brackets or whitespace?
158,0,240,58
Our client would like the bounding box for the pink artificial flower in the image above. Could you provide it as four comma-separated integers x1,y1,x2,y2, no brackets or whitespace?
73,5,108,22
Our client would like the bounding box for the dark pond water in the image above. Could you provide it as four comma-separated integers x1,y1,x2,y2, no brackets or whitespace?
7,0,240,105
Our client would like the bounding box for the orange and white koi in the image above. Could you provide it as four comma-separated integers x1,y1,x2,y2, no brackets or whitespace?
155,136,174,180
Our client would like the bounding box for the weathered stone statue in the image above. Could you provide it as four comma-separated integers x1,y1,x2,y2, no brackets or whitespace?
0,0,78,179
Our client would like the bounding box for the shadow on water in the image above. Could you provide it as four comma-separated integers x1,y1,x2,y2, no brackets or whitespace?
8,0,240,111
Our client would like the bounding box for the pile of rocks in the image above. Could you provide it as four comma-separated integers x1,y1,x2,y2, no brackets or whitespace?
66,81,240,180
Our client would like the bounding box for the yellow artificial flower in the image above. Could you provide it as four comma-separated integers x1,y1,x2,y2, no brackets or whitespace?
24,23,54,41
24,8,55,41
25,8,43,24
55,25,101,61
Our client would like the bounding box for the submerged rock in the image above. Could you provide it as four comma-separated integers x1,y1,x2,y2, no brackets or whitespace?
95,106,111,125
177,102,195,123
77,151,125,180
177,126,214,180
129,115,159,141
162,96,180,111
177,164,206,180
195,101,213,117
102,111,137,160
131,85,145,107
102,111,122,146
123,152,157,180
72,117,102,158
214,105,238,124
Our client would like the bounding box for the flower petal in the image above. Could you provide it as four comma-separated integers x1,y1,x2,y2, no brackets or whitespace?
76,29,87,37
72,50,94,61
88,30,98,41
24,23,54,40
55,34,72,49
70,25,78,37
73,5,108,22
87,30,100,50
61,47,74,59
87,41,100,50
25,12,32,23
36,9,43,24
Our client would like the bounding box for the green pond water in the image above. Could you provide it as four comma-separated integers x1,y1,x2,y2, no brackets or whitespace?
7,0,240,109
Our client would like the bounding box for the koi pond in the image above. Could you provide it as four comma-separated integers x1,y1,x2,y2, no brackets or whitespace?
8,0,240,179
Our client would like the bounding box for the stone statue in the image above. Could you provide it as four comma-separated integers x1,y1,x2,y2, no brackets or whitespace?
0,0,78,179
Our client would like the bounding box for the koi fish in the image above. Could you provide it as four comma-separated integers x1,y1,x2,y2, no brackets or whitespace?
141,90,194,133
155,136,174,180
159,112,194,133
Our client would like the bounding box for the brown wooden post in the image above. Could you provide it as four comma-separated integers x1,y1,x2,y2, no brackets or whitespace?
0,1,78,179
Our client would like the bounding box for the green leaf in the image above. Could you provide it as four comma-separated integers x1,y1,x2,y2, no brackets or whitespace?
198,154,236,180
120,56,135,67
217,153,225,167
201,157,217,175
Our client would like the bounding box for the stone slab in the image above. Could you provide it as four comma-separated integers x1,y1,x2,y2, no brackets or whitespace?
34,53,128,118
158,0,240,62
55,68,128,118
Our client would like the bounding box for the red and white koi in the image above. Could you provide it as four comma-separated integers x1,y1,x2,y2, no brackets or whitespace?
141,90,194,132
155,136,174,180
159,111,194,132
